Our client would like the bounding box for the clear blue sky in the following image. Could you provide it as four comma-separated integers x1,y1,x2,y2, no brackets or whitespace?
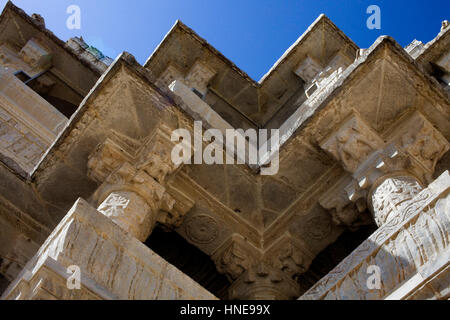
1,0,449,80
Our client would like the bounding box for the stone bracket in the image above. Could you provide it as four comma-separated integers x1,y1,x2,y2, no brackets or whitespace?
318,112,449,228
212,232,316,299
88,127,195,237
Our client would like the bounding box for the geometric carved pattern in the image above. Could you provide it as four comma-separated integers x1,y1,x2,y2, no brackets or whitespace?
97,192,130,218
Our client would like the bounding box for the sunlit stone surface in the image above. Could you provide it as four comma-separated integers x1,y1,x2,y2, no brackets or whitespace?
0,2,448,300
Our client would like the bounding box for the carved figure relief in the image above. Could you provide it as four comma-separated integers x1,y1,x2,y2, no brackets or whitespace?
400,116,449,173
321,116,383,173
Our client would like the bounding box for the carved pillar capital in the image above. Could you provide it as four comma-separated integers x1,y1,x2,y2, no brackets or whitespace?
268,233,315,281
229,262,300,300
212,234,257,282
87,128,194,241
185,60,216,96
320,115,384,173
93,162,168,241
319,112,449,229
213,234,311,300
393,112,449,182
135,127,180,183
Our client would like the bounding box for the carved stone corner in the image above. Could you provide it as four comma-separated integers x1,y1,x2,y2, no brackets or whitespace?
294,55,322,83
212,234,259,282
318,111,449,230
212,233,312,300
319,175,370,230
156,64,184,89
19,38,52,72
87,137,133,183
266,233,315,281
157,187,195,230
392,112,450,183
300,171,450,300
87,128,188,241
137,127,181,184
320,114,384,173
2,198,216,300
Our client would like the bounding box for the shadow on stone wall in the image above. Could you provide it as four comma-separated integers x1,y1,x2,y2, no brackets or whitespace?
145,226,231,299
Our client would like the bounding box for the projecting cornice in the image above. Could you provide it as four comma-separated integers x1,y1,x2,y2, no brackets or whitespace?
27,13,449,184
144,14,359,86
416,20,450,65
23,36,449,185
144,14,360,127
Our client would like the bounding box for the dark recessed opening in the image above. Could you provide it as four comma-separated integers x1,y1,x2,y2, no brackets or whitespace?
14,70,31,83
18,71,82,118
0,258,10,296
145,226,230,299
430,62,448,85
191,88,204,99
39,94,78,118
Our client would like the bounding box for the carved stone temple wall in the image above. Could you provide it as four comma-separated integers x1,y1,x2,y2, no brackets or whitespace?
0,2,449,300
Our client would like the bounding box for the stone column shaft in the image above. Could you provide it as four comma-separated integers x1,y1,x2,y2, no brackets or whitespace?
97,190,155,241
87,129,194,242
368,174,423,227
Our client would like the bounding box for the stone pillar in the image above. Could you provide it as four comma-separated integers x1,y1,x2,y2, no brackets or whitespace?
1,198,216,300
91,158,172,242
368,174,423,227
87,128,194,242
1,128,198,301
300,170,450,300
306,112,450,300
97,190,155,242
319,112,449,230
